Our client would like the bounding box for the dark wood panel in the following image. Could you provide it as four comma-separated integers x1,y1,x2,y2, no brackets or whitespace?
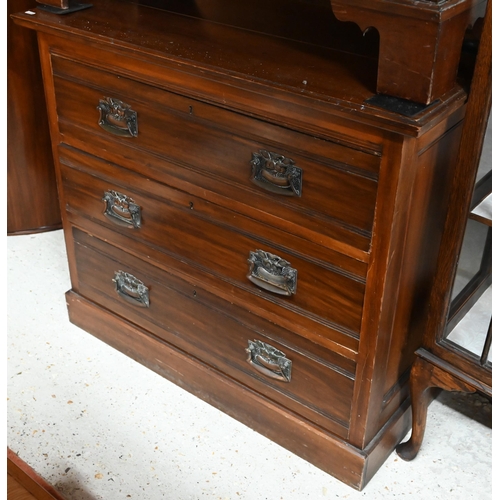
73,226,355,434
51,61,379,248
7,0,61,234
12,2,468,138
381,122,465,397
423,0,492,387
66,289,412,491
59,122,372,259
132,0,380,58
330,0,486,103
59,151,366,338
51,53,381,175
59,144,368,279
396,1,492,461
10,0,475,490
18,0,379,104
67,208,361,358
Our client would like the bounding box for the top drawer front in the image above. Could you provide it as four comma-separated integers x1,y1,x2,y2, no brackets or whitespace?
51,55,380,255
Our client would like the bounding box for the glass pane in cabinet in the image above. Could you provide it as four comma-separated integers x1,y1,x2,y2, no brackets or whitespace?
450,219,490,301
446,285,492,364
475,114,492,185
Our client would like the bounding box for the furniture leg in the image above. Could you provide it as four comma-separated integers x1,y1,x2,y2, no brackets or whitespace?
396,354,476,461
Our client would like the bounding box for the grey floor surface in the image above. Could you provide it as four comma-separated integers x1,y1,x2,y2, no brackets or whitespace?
7,230,493,500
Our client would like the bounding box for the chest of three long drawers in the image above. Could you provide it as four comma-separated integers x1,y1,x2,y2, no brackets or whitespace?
15,4,467,487
52,52,377,430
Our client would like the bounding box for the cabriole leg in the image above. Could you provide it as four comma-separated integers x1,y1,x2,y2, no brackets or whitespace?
396,355,476,461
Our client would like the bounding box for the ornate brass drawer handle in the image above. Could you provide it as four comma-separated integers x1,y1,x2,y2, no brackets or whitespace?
103,190,142,228
250,150,302,197
247,249,297,296
246,340,292,382
113,270,150,308
97,97,138,137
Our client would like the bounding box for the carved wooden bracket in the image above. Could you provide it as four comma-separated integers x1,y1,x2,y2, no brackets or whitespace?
329,0,487,104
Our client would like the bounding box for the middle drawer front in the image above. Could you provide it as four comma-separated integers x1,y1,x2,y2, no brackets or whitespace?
51,54,380,255
72,226,355,437
60,146,366,353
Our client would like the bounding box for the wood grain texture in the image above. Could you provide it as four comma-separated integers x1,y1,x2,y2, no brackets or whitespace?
65,289,413,491
60,151,367,340
11,0,469,136
7,448,66,500
395,351,477,461
67,207,362,359
7,0,61,235
8,476,38,500
51,55,380,255
11,0,478,489
329,0,487,103
421,0,492,389
396,0,491,463
72,226,355,435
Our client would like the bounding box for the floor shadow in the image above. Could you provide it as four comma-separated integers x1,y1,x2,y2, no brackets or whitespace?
53,470,98,500
435,390,492,429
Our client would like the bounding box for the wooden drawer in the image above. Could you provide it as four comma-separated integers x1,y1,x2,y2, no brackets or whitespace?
51,54,380,256
60,145,366,353
72,226,355,437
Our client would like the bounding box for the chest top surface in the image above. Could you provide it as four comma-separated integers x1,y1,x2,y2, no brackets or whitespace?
13,0,469,136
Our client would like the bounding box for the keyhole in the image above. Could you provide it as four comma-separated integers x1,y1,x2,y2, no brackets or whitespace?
189,106,193,115
189,201,194,210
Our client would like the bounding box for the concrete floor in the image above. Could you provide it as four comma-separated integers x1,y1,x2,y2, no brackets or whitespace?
7,230,492,499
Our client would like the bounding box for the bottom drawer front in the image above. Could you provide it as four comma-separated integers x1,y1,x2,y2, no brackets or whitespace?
72,227,354,435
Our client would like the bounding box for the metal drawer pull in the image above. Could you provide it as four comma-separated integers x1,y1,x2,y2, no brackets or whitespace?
102,190,142,228
97,97,138,137
250,149,302,197
246,340,292,382
247,250,297,296
113,271,150,308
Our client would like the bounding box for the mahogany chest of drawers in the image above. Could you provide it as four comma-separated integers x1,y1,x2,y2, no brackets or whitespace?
13,0,484,489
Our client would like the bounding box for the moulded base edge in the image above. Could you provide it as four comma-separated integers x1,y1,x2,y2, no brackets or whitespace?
65,290,411,490
7,222,63,237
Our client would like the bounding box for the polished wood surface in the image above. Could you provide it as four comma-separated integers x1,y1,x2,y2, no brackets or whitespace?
329,0,487,104
60,149,366,346
8,476,37,500
7,448,66,500
422,0,492,385
12,0,480,489
7,0,61,235
65,289,411,489
396,0,492,462
12,0,470,135
51,53,380,258
72,226,355,435
396,350,477,461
